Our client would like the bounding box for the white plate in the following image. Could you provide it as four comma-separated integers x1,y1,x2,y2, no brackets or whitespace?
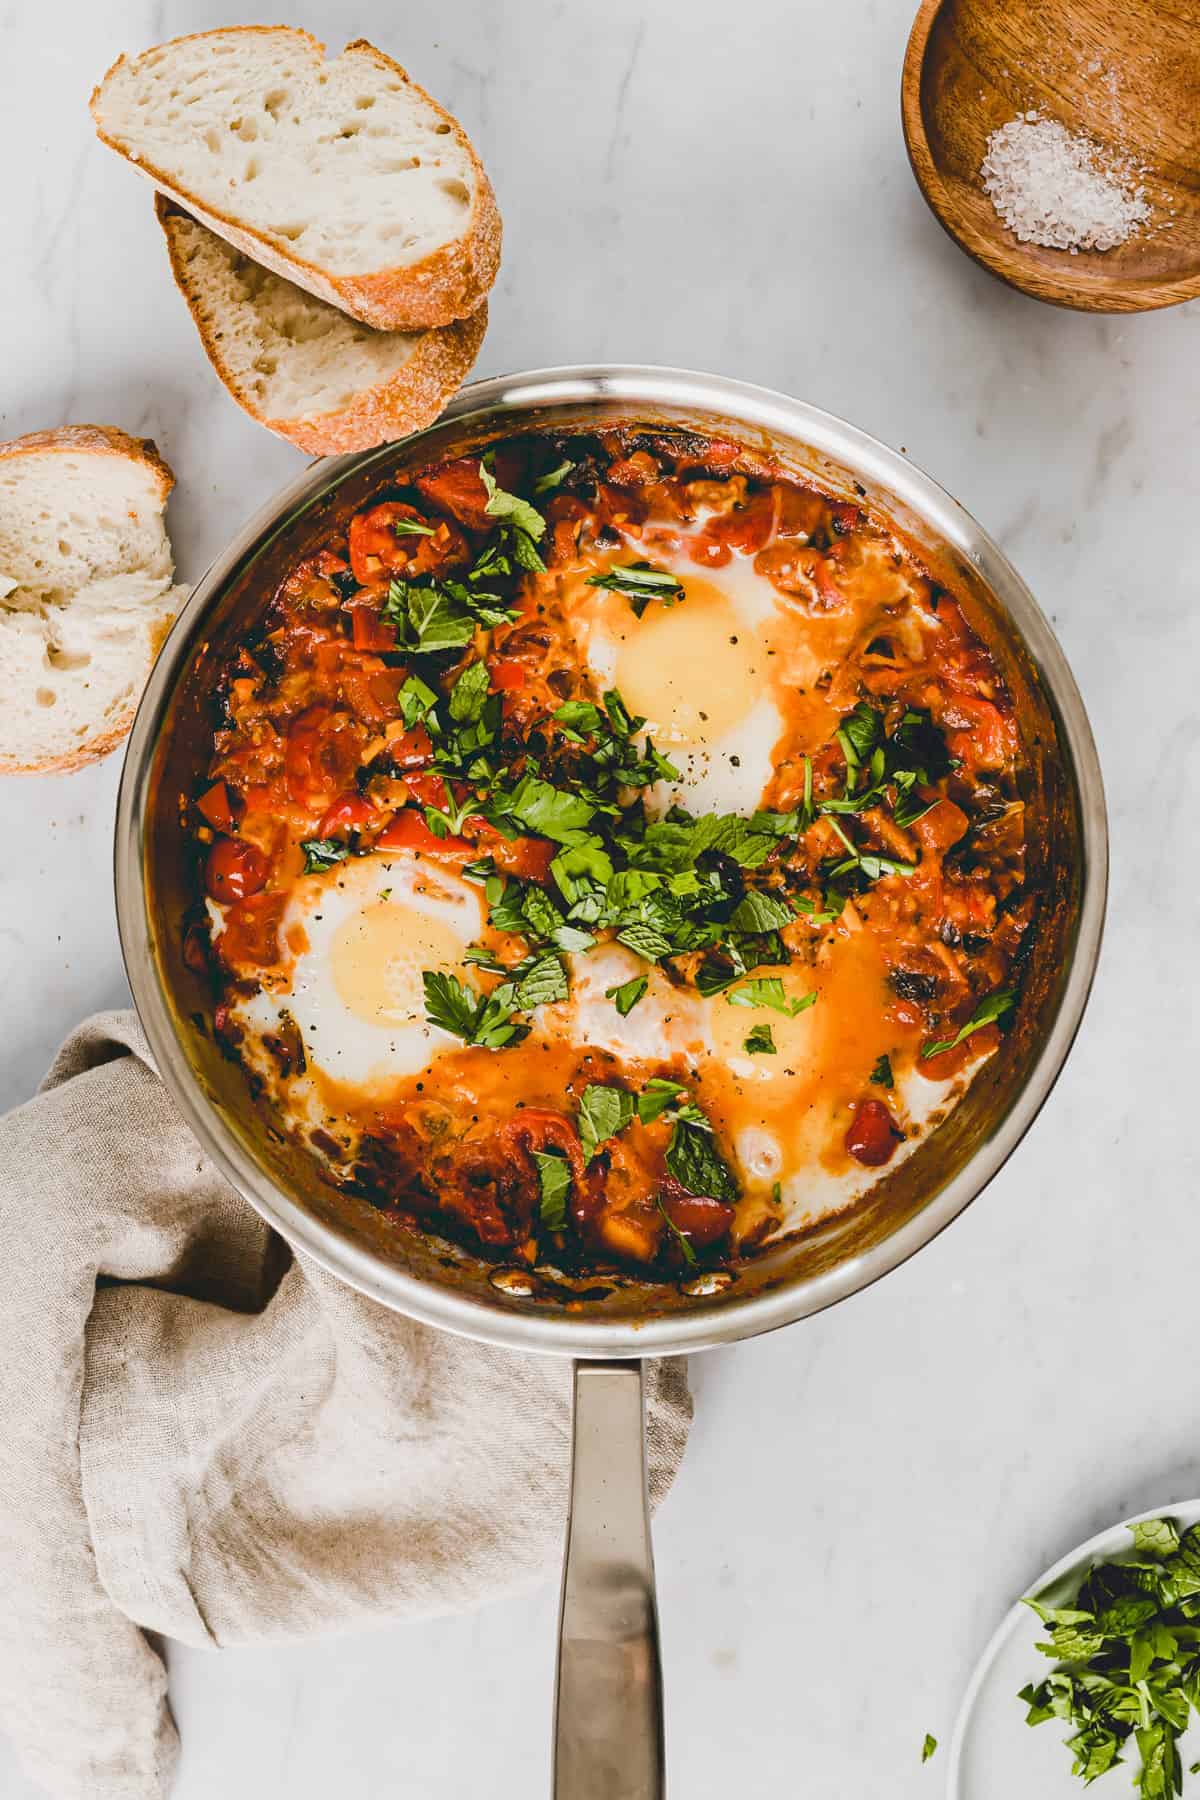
948,1501,1200,1798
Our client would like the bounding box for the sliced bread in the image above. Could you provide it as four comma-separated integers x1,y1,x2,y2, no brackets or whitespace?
156,199,485,455
0,427,184,775
91,27,501,331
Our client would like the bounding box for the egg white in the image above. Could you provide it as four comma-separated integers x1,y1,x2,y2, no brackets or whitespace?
228,851,484,1095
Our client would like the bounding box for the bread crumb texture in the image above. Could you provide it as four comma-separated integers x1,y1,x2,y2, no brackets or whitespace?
0,428,183,774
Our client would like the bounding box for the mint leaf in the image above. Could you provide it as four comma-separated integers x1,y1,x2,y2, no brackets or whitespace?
726,978,816,1017
922,989,1016,1059
479,462,547,542
499,775,595,842
1131,1520,1182,1560
514,950,568,1010
586,561,685,616
665,1116,738,1202
301,838,351,873
533,1149,570,1230
448,660,491,723
398,673,438,729
533,458,575,496
578,1084,635,1163
656,1194,697,1265
870,1053,894,1088
636,1078,686,1125
729,889,793,933
393,516,435,537
606,975,648,1016
743,1023,776,1055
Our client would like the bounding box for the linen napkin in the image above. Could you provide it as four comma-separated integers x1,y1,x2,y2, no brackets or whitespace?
0,1012,691,1800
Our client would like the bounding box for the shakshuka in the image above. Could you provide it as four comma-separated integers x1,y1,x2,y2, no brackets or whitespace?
189,427,1031,1278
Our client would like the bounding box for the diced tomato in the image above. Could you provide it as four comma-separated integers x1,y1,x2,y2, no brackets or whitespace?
913,797,970,854
659,1179,735,1248
285,706,364,808
845,1098,902,1167
206,837,269,904
943,697,1015,772
376,810,472,856
703,489,777,556
347,500,469,587
687,534,732,568
401,769,451,808
350,605,397,653
490,834,556,883
499,1110,600,1226
413,458,494,532
488,657,528,692
388,725,434,769
196,781,236,833
605,451,660,489
316,792,376,837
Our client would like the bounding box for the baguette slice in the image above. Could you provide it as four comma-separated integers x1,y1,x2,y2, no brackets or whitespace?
91,27,501,330
156,199,485,455
0,427,184,775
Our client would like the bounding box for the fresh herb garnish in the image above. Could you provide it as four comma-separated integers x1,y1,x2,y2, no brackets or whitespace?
656,1194,697,1265
743,1023,777,1055
533,1149,570,1230
726,978,816,1017
606,975,649,1016
301,838,351,873
870,1053,895,1088
1018,1517,1200,1794
393,517,435,537
920,1734,937,1764
422,971,530,1050
398,673,439,729
533,458,575,495
586,561,685,616
664,1112,739,1203
922,989,1016,1059
578,1083,636,1164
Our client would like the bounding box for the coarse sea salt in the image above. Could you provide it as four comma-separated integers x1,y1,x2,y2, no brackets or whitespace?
980,111,1149,253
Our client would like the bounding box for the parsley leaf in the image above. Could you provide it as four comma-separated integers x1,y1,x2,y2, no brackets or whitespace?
384,579,476,653
743,1023,777,1055
496,774,595,842
301,838,351,873
422,970,482,1039
870,1053,894,1088
578,1084,635,1163
587,561,685,616
920,1734,937,1764
533,1149,570,1230
606,975,649,1016
726,978,816,1017
922,989,1017,1059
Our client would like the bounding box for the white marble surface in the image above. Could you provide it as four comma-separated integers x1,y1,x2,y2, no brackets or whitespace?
3,1,1200,1795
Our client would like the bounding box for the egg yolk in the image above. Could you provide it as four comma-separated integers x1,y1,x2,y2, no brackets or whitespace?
332,902,475,1028
605,575,769,748
710,964,824,1076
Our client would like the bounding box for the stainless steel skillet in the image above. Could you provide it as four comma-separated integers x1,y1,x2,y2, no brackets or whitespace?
115,366,1107,1797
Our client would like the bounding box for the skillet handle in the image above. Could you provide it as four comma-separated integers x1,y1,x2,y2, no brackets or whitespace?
554,1358,664,1800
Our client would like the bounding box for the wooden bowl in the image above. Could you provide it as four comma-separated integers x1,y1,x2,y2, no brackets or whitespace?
901,0,1200,312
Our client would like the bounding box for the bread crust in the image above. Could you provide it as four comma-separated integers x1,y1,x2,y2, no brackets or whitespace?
156,198,487,454
0,427,177,776
91,28,502,331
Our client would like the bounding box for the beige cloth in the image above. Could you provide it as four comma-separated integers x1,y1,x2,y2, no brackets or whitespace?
0,1013,691,1799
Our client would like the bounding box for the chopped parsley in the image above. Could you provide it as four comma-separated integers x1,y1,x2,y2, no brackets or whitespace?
920,1734,937,1765
726,978,816,1017
393,516,435,537
870,1053,895,1088
743,1023,777,1055
422,971,530,1051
